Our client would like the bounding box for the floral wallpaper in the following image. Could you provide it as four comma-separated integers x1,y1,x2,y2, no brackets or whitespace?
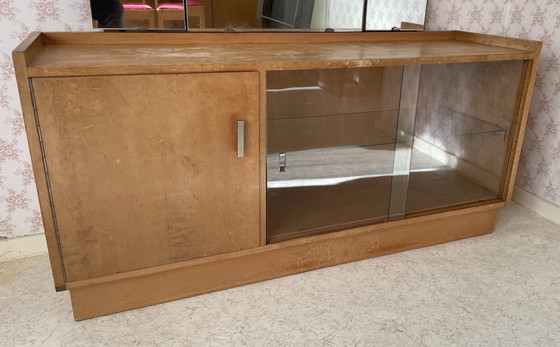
326,0,428,30
367,0,427,30
326,0,363,30
414,60,526,193
1,0,559,239
0,0,91,238
426,0,560,207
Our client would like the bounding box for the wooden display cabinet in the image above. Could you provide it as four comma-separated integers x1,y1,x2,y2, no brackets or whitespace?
13,31,540,320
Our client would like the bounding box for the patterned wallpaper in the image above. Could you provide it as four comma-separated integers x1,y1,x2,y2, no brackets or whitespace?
326,0,363,30
426,0,560,207
0,0,558,239
367,0,427,30
0,0,91,238
326,0,427,30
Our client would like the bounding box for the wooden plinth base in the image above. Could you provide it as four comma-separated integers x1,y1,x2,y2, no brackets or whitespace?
67,202,503,320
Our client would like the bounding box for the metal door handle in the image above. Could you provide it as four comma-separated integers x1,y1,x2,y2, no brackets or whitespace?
237,120,245,158
279,151,286,172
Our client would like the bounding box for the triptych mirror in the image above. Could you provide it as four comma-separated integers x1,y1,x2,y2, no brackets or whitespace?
90,0,428,32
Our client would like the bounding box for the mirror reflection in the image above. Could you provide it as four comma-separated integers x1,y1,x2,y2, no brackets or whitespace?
257,0,363,31
90,0,427,31
366,0,427,30
91,0,190,29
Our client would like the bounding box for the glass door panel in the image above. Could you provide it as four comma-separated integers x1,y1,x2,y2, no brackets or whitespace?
406,60,527,214
266,61,527,243
266,67,403,242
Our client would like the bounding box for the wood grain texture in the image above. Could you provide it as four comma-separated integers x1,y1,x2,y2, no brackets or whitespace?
24,32,536,77
40,31,456,45
12,33,66,290
453,31,541,53
67,203,502,320
31,72,261,282
503,48,542,202
12,31,540,319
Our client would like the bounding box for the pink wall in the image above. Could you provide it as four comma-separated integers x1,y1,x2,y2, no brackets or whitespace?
0,0,558,238
0,0,91,238
426,0,560,206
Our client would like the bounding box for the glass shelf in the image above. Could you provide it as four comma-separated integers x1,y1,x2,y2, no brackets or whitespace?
267,110,398,154
267,106,507,158
267,109,400,122
267,105,508,186
267,145,396,188
415,106,507,141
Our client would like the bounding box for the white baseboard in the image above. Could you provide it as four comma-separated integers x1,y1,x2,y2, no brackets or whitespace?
0,234,48,262
512,187,560,225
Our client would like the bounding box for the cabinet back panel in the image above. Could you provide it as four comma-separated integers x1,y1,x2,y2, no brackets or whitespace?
31,72,260,282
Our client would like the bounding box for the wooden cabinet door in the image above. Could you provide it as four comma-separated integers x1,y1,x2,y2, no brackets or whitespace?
31,72,260,282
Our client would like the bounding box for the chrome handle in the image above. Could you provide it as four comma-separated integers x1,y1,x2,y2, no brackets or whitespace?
279,151,286,172
237,120,245,158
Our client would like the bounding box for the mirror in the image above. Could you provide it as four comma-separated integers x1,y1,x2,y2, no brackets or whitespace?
366,0,427,30
257,0,362,31
91,0,189,30
90,0,427,31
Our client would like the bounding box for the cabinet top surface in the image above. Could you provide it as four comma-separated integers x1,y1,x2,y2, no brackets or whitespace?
15,31,540,77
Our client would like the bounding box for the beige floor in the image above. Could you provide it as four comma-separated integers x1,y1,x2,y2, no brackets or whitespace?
1,203,559,346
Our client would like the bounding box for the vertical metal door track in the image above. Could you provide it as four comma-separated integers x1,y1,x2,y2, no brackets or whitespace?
28,79,67,283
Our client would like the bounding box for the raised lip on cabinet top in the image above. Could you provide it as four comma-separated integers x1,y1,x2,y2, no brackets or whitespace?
13,31,541,78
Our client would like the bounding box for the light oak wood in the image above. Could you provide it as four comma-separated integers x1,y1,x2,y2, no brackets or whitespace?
39,31,455,45
454,31,542,53
21,32,536,78
503,52,542,202
67,203,502,320
31,72,260,282
12,32,66,290
12,31,541,319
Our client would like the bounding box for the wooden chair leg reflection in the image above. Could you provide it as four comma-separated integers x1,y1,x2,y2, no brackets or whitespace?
122,2,156,28
156,1,205,29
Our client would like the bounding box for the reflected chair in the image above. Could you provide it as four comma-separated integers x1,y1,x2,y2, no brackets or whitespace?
122,1,156,28
156,0,205,29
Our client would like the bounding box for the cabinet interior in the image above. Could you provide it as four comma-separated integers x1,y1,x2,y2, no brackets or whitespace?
266,60,526,242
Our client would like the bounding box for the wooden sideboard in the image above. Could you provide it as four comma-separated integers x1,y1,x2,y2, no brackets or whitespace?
13,31,541,320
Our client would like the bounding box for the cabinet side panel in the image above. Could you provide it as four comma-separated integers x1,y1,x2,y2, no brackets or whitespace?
31,72,260,282
503,56,541,202
13,47,66,290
